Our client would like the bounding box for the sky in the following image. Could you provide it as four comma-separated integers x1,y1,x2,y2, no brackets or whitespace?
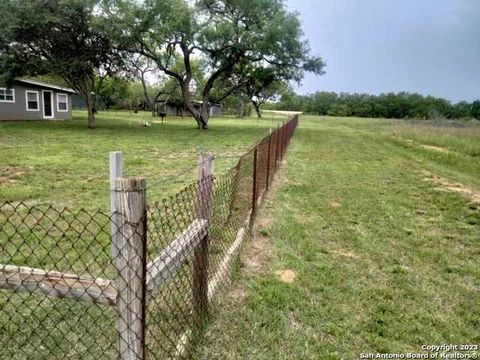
285,0,480,102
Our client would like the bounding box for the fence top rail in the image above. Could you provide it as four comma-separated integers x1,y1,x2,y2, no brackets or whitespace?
0,264,117,306
146,218,208,294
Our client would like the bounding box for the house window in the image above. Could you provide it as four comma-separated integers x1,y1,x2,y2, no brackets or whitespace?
57,93,68,112
26,91,39,111
0,88,15,103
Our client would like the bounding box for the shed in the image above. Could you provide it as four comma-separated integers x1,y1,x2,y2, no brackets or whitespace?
0,79,76,121
155,99,223,117
209,102,223,116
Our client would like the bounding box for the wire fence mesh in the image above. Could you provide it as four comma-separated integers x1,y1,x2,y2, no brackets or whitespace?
0,115,299,359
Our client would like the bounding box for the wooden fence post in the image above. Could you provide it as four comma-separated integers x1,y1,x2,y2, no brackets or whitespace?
193,153,214,325
114,177,147,360
110,151,123,264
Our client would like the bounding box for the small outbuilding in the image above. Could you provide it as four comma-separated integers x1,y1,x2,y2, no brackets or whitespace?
155,99,223,117
0,79,75,121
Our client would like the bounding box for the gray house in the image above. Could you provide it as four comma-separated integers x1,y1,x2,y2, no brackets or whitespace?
0,79,75,121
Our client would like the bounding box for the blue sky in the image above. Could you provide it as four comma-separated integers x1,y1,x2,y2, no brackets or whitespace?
286,0,480,102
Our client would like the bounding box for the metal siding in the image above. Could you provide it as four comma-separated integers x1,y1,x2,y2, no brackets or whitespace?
52,91,71,120
210,105,223,116
165,104,180,116
0,83,72,121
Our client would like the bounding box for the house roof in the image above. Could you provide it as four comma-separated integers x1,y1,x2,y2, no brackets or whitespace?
157,99,222,107
192,100,222,107
15,79,77,94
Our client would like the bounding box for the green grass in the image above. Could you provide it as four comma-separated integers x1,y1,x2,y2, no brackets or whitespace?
0,110,287,359
1,113,479,359
192,115,480,359
0,110,285,210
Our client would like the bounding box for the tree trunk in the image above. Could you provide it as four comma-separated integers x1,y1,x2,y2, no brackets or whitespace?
253,101,262,118
199,102,210,129
139,73,155,117
86,92,96,129
238,100,245,118
189,106,202,128
192,110,209,129
181,85,209,129
199,112,209,129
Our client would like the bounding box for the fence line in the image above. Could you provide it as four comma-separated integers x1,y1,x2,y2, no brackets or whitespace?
0,114,299,359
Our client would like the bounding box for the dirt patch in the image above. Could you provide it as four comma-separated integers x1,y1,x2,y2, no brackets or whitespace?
293,213,312,225
227,286,246,301
329,201,342,209
436,186,480,205
256,217,272,228
213,160,288,312
0,165,33,184
239,165,286,274
422,170,480,205
288,312,301,330
275,269,296,283
420,144,452,154
242,234,271,273
403,139,453,154
331,250,361,260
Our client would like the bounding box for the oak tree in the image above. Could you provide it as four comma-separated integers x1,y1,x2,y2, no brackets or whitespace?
0,0,124,128
107,0,324,128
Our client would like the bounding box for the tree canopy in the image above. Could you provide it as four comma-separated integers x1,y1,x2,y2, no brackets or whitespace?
105,0,324,128
0,0,323,128
270,91,480,120
0,0,125,128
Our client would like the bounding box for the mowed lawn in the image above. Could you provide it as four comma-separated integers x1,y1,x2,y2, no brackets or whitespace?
1,113,479,358
0,110,289,359
193,116,480,359
0,110,286,210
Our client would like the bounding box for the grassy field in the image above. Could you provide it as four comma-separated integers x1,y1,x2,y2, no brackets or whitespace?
1,113,479,358
193,115,480,359
0,110,285,210
0,110,288,359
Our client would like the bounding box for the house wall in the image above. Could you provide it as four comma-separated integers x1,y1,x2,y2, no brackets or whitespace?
164,104,178,116
0,83,72,121
161,102,222,117
164,104,187,117
210,105,223,117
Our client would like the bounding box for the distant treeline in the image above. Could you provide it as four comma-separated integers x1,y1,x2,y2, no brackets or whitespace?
268,91,480,120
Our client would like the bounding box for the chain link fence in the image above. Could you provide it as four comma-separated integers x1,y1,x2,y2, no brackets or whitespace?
0,115,298,359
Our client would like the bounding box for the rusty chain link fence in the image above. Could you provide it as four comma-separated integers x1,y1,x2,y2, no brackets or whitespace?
0,115,298,359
